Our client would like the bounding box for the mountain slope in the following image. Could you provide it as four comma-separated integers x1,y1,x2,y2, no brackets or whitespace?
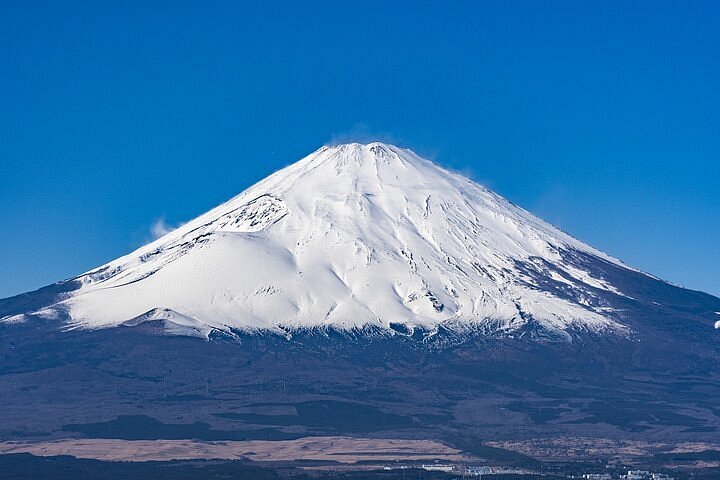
0,143,713,342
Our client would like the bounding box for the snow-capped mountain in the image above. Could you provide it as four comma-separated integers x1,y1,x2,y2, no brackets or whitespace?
2,143,651,339
3,142,720,459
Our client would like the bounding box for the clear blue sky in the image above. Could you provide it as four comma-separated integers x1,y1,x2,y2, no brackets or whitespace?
1,0,718,298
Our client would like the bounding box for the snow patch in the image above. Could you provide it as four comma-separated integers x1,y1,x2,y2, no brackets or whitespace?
0,313,26,324
122,308,215,339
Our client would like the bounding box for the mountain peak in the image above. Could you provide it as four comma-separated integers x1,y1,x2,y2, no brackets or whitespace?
324,141,402,152
306,142,421,174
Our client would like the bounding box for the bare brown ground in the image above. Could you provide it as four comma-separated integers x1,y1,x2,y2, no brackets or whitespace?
0,436,467,463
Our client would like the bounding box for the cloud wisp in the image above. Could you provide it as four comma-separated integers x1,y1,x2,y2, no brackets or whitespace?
149,217,181,240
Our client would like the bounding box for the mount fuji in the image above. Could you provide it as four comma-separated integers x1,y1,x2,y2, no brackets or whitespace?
0,143,676,341
1,143,719,460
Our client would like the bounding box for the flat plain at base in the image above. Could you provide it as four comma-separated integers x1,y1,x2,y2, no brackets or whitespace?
0,436,466,463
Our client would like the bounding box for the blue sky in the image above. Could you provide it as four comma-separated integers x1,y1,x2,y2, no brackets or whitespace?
1,0,718,298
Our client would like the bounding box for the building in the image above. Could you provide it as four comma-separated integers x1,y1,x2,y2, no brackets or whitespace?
620,470,673,480
623,471,651,480
466,466,492,476
421,464,454,472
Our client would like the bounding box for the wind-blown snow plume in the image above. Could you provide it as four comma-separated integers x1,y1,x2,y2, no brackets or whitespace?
150,217,175,240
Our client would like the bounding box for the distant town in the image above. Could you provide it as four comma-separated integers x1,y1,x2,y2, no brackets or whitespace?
378,462,680,480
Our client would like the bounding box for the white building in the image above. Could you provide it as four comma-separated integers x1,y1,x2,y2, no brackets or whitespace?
623,470,651,480
621,470,672,480
466,466,492,476
421,464,454,472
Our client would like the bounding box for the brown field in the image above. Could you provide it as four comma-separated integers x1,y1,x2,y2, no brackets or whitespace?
0,436,467,463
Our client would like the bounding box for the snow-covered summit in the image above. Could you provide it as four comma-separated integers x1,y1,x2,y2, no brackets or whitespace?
5,142,639,339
